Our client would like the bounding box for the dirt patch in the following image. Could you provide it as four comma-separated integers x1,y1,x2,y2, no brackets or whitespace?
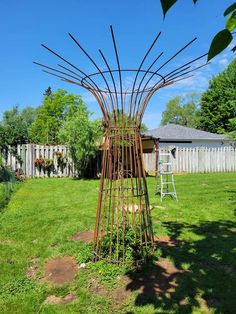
179,298,189,305
44,293,76,305
26,257,40,279
89,258,186,304
125,258,186,299
42,256,78,286
0,239,12,245
155,235,179,247
112,285,130,303
71,230,94,244
88,278,108,297
89,276,130,304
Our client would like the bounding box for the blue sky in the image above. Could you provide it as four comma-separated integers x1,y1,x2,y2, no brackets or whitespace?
0,0,235,129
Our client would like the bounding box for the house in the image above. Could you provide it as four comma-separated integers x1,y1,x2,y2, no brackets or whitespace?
142,124,233,150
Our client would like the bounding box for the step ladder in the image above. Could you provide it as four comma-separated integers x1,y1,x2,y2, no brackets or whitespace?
156,151,178,202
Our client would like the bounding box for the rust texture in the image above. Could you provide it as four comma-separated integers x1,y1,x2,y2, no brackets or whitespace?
35,26,207,263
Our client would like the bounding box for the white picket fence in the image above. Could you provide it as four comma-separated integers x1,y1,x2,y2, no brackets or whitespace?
144,146,236,174
6,144,76,178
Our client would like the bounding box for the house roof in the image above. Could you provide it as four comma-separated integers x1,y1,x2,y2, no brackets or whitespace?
143,124,228,141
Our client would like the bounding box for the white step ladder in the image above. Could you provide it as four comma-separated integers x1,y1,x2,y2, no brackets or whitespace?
156,151,178,202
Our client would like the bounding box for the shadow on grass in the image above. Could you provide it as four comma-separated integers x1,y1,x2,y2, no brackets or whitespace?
125,220,236,314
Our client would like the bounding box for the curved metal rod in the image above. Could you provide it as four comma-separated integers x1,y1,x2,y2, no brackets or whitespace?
140,74,192,122
163,62,209,84
164,65,191,80
129,32,161,116
134,74,164,118
136,37,197,117
131,52,164,117
99,48,119,116
57,64,112,116
139,80,172,123
163,53,208,79
58,64,86,79
139,59,209,119
81,68,163,83
41,43,110,115
139,62,208,122
41,69,83,85
61,77,109,120
139,74,193,123
80,69,165,94
33,61,86,85
39,66,108,119
68,33,115,115
41,44,95,87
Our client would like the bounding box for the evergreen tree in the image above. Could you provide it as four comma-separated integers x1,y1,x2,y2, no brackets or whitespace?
43,86,52,97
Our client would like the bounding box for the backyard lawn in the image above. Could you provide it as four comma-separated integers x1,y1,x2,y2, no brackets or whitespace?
0,173,235,314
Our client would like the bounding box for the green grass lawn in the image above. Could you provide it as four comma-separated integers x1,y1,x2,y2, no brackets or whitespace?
0,173,235,314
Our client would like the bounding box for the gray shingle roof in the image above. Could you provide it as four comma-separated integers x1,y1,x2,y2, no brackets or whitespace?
144,124,228,141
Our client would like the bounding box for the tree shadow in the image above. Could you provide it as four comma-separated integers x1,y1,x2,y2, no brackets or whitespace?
125,220,236,313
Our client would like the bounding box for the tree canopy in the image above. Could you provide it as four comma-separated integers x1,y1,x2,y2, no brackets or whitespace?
198,59,236,136
59,103,103,178
161,94,200,128
29,89,87,144
0,106,36,148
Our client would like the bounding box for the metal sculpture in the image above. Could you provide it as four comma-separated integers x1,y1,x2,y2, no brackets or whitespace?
34,26,208,263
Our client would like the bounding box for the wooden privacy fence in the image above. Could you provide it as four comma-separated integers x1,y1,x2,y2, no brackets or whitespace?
6,144,76,178
5,144,236,177
144,146,236,174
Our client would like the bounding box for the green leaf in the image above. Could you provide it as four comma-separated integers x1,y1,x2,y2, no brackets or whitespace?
224,2,236,16
160,0,177,18
232,45,236,52
226,11,236,31
208,29,233,61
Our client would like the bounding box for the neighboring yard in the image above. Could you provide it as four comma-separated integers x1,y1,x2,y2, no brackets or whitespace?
0,173,235,314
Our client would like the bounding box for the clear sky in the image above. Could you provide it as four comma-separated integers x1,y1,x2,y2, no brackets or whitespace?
0,0,235,129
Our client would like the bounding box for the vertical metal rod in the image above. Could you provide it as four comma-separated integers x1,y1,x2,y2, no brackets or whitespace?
110,25,124,114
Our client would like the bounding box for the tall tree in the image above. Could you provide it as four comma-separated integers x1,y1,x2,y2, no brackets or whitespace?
161,96,182,126
43,86,52,97
199,59,236,134
0,106,36,146
59,103,103,178
227,117,236,140
161,94,200,128
29,89,86,144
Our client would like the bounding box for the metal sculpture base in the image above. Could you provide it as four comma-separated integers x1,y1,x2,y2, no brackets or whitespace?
93,126,154,263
